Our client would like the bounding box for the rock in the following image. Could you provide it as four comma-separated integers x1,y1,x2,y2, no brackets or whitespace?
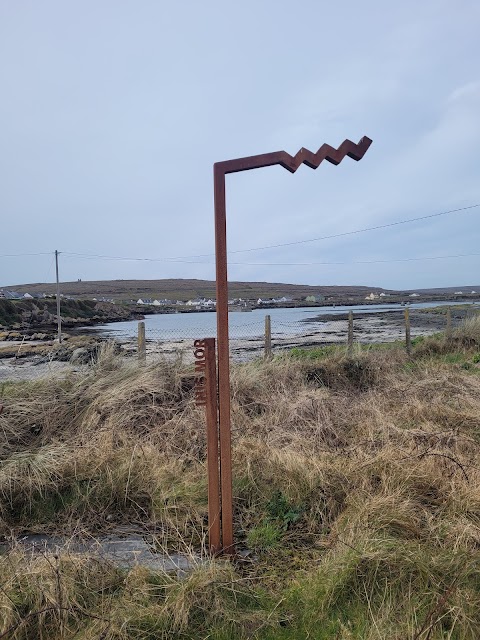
30,332,49,341
70,347,90,364
53,347,72,362
7,534,200,574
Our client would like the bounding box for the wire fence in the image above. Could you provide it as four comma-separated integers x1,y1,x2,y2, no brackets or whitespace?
114,320,323,361
1,306,477,382
107,309,463,364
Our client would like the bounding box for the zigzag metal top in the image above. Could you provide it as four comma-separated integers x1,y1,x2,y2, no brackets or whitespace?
215,136,372,175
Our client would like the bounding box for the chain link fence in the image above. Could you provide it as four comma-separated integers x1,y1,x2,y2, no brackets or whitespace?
113,319,315,363
110,309,461,364
1,306,477,382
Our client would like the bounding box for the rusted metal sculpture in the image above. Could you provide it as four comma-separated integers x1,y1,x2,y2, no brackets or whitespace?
206,136,372,553
193,338,221,553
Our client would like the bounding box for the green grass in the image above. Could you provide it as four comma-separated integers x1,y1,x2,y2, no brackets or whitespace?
417,303,480,315
1,328,480,638
289,341,403,360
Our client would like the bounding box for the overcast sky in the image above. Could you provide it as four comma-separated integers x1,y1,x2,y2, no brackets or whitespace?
1,0,479,290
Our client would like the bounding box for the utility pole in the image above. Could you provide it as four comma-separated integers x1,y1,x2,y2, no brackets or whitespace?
55,250,62,343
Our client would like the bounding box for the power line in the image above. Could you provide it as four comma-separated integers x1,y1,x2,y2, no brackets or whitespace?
2,202,479,264
61,202,480,262
61,250,480,267
62,251,153,262
227,252,480,266
212,203,480,257
0,252,53,258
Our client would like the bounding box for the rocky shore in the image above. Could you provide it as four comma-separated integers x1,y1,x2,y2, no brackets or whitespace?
305,306,475,337
1,305,478,382
0,298,143,336
0,334,114,382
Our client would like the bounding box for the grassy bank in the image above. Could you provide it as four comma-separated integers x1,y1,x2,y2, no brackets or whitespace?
0,317,480,638
0,298,137,331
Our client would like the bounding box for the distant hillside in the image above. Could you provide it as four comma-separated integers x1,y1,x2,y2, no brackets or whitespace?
2,279,389,302
409,285,480,294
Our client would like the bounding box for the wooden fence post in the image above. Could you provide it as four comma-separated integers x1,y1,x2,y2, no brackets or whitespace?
138,321,146,363
264,315,272,359
446,307,452,339
347,310,354,356
405,307,411,355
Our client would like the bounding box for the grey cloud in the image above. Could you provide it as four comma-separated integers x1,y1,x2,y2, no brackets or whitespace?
1,0,479,289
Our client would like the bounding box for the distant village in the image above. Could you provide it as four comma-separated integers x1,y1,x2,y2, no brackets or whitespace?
366,290,477,300
1,288,477,311
0,288,304,310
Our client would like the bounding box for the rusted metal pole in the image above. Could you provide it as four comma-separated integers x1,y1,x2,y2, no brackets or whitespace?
193,339,221,551
214,165,235,554
405,307,412,355
203,338,221,554
213,137,372,554
55,250,62,344
264,314,272,359
347,310,354,356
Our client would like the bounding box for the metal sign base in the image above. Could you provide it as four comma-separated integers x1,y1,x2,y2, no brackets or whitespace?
194,338,223,554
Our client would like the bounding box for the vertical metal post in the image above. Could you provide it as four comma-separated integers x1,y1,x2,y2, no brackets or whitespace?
405,307,411,355
138,321,146,363
264,314,272,359
446,307,452,339
212,137,372,555
55,250,62,344
204,338,221,553
347,310,354,356
213,165,234,554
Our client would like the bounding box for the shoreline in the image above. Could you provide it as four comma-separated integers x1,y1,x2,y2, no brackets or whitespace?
0,306,478,381
1,297,479,336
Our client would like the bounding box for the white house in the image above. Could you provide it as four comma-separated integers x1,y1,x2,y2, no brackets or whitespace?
137,299,144,305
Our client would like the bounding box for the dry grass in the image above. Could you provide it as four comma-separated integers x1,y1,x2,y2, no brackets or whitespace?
0,550,269,639
0,328,479,638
